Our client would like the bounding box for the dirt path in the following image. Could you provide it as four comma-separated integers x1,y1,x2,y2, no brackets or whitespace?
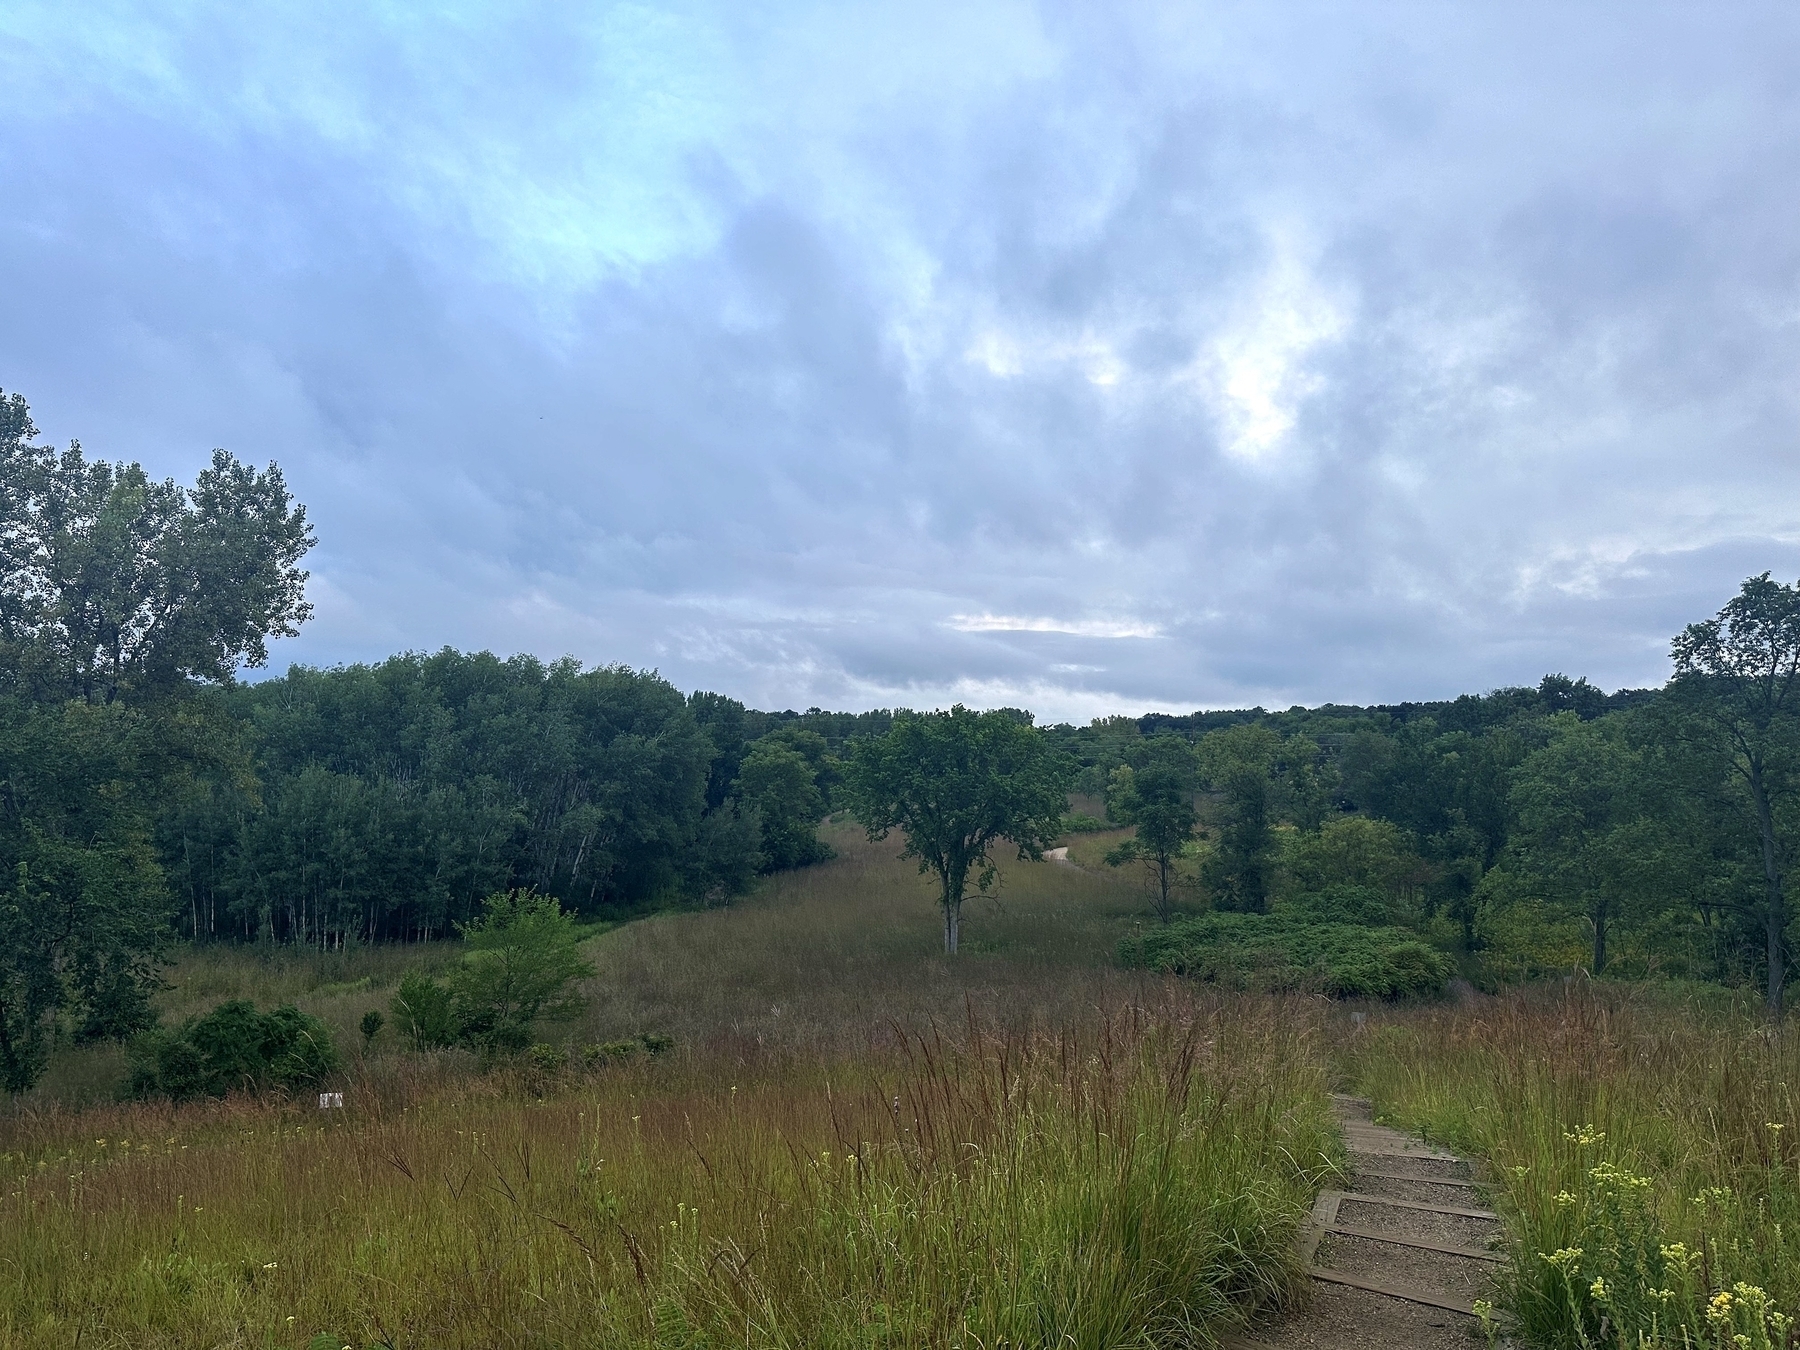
1228,1094,1510,1350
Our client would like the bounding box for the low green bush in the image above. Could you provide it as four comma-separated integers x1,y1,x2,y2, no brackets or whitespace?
1120,913,1453,998
578,1032,676,1069
127,1000,339,1100
391,969,459,1049
1059,812,1110,834
1278,883,1400,927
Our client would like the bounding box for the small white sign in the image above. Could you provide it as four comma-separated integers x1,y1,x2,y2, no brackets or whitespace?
318,1092,344,1109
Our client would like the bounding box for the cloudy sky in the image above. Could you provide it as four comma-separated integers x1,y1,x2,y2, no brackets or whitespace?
3,3,1798,720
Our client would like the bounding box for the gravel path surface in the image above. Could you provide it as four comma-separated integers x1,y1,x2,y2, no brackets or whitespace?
1227,1095,1513,1349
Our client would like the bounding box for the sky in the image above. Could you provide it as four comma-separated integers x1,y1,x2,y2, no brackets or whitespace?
3,2,1798,722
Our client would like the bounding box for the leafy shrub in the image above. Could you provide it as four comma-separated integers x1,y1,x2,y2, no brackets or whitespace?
128,1000,339,1100
390,889,595,1054
1121,913,1453,999
578,1032,675,1070
1279,884,1399,927
1059,812,1109,833
390,970,458,1050
526,1043,565,1076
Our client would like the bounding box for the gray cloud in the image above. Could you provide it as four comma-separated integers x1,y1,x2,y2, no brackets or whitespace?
3,2,1798,721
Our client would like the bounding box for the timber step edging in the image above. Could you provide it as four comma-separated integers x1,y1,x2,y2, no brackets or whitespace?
1332,1190,1500,1222
1323,1219,1507,1263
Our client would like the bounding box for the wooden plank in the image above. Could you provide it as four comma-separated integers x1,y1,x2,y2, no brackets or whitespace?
1341,1138,1461,1162
1352,1167,1480,1189
1325,1221,1507,1263
1336,1192,1499,1221
1297,1188,1345,1266
1308,1266,1477,1315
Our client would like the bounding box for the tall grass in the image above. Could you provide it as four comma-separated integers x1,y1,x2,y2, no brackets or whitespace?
10,825,1154,1114
0,997,1333,1349
1344,984,1800,1348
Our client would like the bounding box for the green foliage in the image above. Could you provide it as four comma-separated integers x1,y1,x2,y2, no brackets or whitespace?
1195,726,1323,913
214,656,728,940
0,697,185,1091
1279,883,1400,927
1505,714,1683,975
1058,812,1108,833
1667,571,1800,1012
682,796,762,903
0,390,309,1092
845,705,1072,954
525,1042,564,1077
359,1008,384,1047
1283,815,1428,902
1122,912,1454,998
390,970,458,1050
579,1031,675,1068
127,999,338,1100
0,389,313,705
1103,739,1198,923
735,737,832,872
392,889,595,1053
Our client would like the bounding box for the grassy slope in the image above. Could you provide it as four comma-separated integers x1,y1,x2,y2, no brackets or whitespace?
0,824,1338,1350
23,822,1159,1108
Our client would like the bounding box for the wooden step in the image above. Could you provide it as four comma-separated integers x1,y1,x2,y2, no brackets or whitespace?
1335,1191,1499,1221
1308,1266,1478,1315
1324,1220,1506,1263
1351,1166,1480,1189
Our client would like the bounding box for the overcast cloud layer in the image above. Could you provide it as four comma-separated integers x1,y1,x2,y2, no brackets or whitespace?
3,3,1798,720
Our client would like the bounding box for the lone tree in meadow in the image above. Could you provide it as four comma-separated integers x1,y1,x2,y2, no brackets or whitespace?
1669,572,1800,1016
845,706,1071,955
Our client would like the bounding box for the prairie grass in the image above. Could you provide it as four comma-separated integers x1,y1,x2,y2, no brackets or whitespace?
0,1000,1334,1349
0,825,1337,1349
1344,983,1800,1348
15,824,1160,1111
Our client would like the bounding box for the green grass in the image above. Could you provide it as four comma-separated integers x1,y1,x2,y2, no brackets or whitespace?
1343,983,1800,1348
0,826,1337,1349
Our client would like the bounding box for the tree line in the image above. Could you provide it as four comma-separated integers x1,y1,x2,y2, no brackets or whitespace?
164,655,889,946
1045,581,1800,1016
5,385,1800,1093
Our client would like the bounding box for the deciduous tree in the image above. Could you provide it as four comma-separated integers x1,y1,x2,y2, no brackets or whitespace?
1668,573,1800,1014
845,706,1070,954
1103,738,1197,924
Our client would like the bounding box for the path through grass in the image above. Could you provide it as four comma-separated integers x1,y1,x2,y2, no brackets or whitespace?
1344,985,1800,1348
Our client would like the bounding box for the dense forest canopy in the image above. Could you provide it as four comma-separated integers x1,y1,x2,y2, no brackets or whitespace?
6,386,1800,1089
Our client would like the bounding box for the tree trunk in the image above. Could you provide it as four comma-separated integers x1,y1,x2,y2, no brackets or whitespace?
1156,856,1172,924
1592,906,1607,976
943,900,960,955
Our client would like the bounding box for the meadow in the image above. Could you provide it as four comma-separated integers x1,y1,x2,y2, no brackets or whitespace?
5,824,1800,1349
0,826,1338,1349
